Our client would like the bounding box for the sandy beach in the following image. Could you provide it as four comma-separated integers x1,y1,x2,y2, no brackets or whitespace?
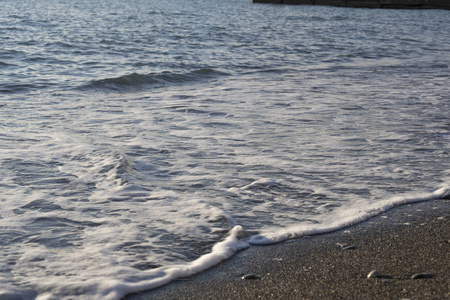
126,198,449,300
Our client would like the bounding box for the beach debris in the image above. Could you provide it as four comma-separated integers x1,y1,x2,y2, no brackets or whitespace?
411,272,434,279
242,274,260,280
367,270,381,279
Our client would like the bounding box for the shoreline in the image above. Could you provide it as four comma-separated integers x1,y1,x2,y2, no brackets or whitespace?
125,198,449,299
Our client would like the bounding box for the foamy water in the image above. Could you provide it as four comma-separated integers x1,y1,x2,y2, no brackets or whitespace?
1,0,449,299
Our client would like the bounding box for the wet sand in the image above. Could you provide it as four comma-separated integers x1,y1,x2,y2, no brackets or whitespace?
126,199,449,300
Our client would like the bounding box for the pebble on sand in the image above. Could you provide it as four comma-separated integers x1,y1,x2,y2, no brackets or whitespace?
367,270,381,279
411,273,434,279
242,274,260,280
342,245,357,250
336,243,357,250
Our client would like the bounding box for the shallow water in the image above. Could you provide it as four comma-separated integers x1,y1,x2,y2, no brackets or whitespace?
1,0,449,299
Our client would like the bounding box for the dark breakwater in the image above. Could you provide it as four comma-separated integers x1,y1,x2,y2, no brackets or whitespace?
253,0,450,9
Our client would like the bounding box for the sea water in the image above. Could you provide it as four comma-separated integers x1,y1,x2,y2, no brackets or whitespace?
1,0,449,299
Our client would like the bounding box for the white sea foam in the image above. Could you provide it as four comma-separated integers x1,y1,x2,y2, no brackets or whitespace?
28,226,249,300
1,0,449,299
249,187,449,244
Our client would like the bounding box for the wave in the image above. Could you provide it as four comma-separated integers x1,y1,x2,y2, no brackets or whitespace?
78,68,230,92
249,186,450,244
0,83,48,94
32,186,447,300
0,61,16,67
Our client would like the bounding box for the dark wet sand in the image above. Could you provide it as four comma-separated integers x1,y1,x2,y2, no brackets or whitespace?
126,199,449,300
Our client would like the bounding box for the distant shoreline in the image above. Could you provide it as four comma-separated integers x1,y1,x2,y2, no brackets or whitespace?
252,0,450,10
126,199,449,300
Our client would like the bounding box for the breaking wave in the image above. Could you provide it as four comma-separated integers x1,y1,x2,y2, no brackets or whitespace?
78,68,230,92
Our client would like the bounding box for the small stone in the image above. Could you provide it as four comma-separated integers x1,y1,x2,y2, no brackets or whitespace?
367,270,381,279
342,245,357,250
336,243,357,250
242,274,260,280
411,272,433,279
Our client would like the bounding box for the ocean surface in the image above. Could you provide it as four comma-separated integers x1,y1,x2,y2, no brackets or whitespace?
1,0,449,299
